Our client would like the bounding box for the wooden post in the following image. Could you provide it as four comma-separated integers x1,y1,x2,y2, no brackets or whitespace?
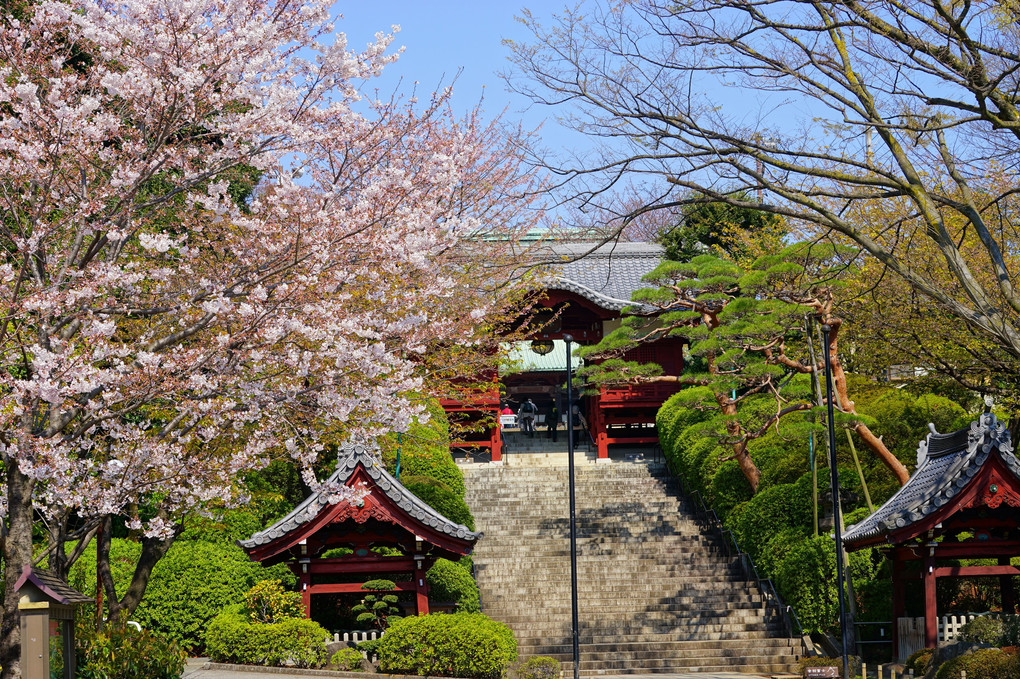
892,558,905,660
414,558,429,615
924,553,937,649
1000,557,1016,613
299,570,311,617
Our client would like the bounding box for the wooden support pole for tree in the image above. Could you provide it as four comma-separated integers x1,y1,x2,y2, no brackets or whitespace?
846,429,874,512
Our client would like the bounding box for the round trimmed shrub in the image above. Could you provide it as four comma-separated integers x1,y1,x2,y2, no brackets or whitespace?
905,648,934,676
402,476,475,529
509,656,561,679
959,615,1005,645
206,605,330,668
427,558,480,612
378,612,517,678
331,647,366,671
935,648,1020,679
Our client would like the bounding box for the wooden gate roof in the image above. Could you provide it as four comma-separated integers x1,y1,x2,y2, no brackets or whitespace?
238,442,481,563
845,413,1019,550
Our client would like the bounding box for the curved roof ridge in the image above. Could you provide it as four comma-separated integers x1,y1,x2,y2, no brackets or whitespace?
238,442,480,551
845,413,1017,547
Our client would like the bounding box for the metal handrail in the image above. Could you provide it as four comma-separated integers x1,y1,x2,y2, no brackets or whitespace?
667,460,804,638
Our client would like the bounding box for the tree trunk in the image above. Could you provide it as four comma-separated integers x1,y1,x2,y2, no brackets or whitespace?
0,463,36,679
109,530,177,620
716,393,761,492
825,318,910,485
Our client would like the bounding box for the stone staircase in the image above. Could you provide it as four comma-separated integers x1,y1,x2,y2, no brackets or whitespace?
461,434,806,676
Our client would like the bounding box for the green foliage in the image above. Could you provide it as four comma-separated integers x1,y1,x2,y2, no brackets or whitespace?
770,535,881,634
402,475,475,530
378,612,518,679
959,615,1005,645
68,538,293,651
935,648,1020,679
727,479,812,562
427,558,481,612
657,195,787,263
243,580,303,624
352,580,402,630
76,616,186,679
905,648,934,676
331,647,367,671
205,605,330,668
508,656,562,679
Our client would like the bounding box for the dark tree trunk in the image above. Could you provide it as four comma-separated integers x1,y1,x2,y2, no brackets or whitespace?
0,463,36,679
100,511,179,622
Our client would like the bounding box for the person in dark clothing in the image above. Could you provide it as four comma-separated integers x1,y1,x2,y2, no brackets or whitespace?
544,401,559,441
570,403,587,447
519,398,538,437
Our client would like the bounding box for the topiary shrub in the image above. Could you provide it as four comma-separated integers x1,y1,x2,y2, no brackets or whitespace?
427,558,480,612
331,647,367,671
905,648,934,676
508,656,561,679
959,615,1005,645
76,616,186,679
352,580,402,630
378,612,517,678
205,605,330,668
935,648,1020,679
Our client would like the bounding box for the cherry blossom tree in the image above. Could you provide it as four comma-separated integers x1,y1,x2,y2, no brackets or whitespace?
0,1,537,674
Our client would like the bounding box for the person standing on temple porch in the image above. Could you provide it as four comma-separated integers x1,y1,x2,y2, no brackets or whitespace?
544,400,559,442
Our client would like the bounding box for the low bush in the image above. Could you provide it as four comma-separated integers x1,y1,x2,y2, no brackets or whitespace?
244,579,303,624
76,617,185,679
427,558,480,612
959,615,1004,645
905,648,934,676
935,648,1020,679
205,605,330,668
69,538,293,651
378,612,517,678
331,647,366,671
508,656,561,679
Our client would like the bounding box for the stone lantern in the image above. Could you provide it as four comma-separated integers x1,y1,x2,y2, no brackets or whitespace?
14,566,92,679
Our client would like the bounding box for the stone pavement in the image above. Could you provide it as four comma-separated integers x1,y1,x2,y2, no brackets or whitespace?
181,659,777,679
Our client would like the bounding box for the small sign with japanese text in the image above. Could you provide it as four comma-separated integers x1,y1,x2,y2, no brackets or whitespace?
804,668,840,678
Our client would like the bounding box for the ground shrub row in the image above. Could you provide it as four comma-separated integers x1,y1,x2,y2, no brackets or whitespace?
656,378,979,635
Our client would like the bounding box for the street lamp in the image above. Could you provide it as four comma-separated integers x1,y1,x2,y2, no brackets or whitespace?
563,334,580,679
822,325,851,679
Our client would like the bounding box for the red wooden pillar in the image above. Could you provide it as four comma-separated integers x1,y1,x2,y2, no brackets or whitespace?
892,557,905,660
491,424,502,463
1000,557,1017,613
924,552,937,648
299,570,311,617
414,558,430,615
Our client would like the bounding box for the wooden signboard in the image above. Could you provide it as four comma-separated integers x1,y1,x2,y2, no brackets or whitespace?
804,668,840,678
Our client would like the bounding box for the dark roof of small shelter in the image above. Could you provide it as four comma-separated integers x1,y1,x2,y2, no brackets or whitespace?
541,242,664,311
845,413,1017,546
238,442,481,551
15,567,92,605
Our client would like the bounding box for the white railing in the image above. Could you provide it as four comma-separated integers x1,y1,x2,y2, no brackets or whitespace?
897,614,1003,661
332,629,383,660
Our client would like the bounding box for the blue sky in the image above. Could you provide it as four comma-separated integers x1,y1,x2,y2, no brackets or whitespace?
337,2,576,153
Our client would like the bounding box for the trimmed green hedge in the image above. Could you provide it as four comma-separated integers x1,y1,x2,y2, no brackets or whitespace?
206,605,330,668
934,648,1020,679
426,558,480,612
68,538,293,651
378,612,517,678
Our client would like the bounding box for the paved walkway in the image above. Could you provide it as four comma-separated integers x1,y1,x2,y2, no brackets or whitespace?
181,660,777,679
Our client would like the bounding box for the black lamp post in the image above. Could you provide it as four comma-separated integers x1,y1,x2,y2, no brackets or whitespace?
822,324,851,679
564,334,580,679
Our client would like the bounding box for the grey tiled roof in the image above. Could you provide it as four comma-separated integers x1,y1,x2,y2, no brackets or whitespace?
540,242,665,311
238,442,481,551
844,414,1017,546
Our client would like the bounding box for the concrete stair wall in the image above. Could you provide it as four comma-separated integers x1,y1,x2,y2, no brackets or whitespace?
461,437,806,676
